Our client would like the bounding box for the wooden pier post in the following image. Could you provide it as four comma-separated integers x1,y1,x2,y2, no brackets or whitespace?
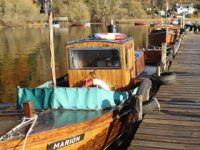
135,95,143,122
156,66,161,76
173,44,176,57
173,35,183,57
161,43,167,71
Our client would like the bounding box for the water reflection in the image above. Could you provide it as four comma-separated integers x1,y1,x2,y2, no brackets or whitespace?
119,24,149,49
0,24,148,104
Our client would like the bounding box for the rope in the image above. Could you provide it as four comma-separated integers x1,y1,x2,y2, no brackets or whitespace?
22,114,38,150
0,114,38,150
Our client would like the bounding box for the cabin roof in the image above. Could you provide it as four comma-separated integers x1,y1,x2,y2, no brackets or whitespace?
65,37,134,46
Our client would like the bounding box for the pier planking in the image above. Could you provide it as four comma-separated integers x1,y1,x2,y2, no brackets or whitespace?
128,33,200,150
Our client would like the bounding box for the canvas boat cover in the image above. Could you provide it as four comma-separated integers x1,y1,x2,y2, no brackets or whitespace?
17,88,137,110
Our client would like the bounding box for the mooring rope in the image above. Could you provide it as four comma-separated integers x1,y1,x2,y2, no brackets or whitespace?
0,114,38,150
22,114,38,150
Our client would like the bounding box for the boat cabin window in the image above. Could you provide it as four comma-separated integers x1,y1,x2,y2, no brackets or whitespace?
125,46,128,67
69,47,121,69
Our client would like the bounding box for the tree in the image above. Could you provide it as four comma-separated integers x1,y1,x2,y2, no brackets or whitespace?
53,0,91,22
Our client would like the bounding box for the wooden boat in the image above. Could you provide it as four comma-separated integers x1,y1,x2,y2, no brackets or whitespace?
142,49,161,65
134,21,147,26
148,29,176,47
72,22,91,27
45,21,60,28
151,25,181,31
148,25,180,47
52,22,60,28
0,32,159,150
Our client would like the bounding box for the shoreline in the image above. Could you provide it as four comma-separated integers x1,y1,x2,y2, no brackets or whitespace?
0,23,45,29
117,18,200,24
1,18,200,29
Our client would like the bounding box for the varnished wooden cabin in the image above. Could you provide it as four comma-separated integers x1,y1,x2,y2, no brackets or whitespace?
0,34,152,150
65,37,141,90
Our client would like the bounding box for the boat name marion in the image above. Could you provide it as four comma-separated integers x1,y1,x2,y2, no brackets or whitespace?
47,133,85,150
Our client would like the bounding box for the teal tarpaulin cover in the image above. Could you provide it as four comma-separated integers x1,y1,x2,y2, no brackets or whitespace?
17,88,131,110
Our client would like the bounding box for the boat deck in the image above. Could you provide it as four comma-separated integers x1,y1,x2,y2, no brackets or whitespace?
0,109,111,136
128,33,200,150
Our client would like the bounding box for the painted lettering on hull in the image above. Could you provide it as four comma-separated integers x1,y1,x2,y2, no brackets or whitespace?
47,134,85,150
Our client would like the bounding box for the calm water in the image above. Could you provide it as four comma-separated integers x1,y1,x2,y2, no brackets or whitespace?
0,24,148,104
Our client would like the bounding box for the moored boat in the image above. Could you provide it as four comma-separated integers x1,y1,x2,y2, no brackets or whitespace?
0,32,160,150
72,22,91,27
148,25,180,47
45,20,60,28
134,21,147,26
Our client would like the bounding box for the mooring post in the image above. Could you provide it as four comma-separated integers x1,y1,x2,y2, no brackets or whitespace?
182,14,185,29
161,43,167,71
156,66,161,76
135,94,143,122
23,101,35,118
173,44,176,56
48,0,57,87
39,0,57,87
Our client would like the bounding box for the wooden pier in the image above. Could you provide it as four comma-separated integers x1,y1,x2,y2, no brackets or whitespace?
128,33,200,150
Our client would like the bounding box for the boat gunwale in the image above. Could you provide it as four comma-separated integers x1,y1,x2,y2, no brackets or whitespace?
148,30,176,35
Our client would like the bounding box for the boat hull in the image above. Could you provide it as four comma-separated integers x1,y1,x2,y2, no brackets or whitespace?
0,105,135,150
72,22,91,27
148,30,176,47
143,50,161,65
134,21,147,26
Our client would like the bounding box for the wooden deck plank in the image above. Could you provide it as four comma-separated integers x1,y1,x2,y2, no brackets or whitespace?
136,127,200,138
134,134,200,145
128,33,200,149
128,145,169,150
139,123,200,132
145,114,200,121
142,118,200,126
130,140,199,150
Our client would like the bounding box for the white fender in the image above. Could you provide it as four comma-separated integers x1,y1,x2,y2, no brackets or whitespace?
93,79,110,90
